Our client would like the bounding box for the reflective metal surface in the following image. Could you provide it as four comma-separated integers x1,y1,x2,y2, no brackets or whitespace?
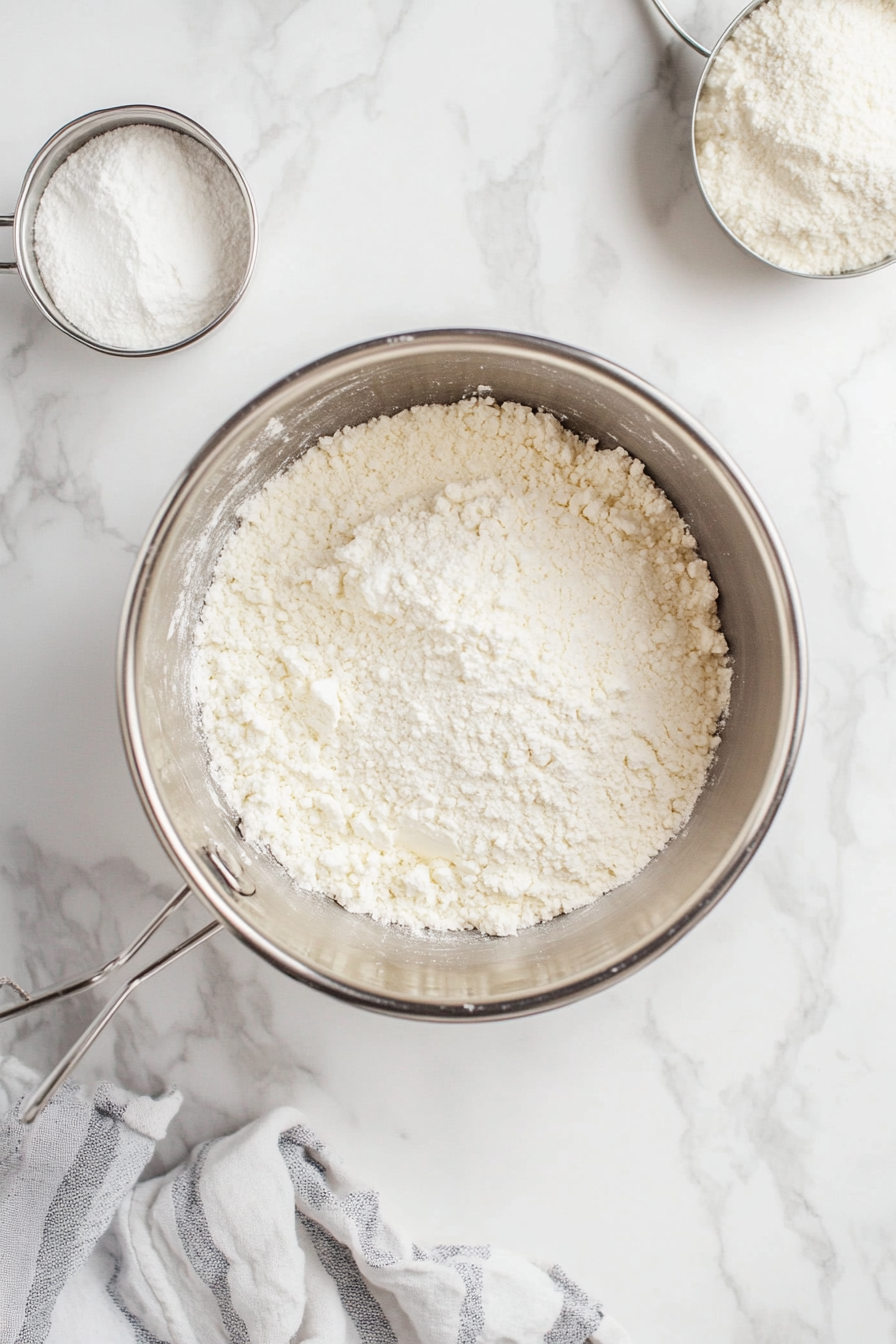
18,912,221,1124
120,329,807,1019
3,105,257,354
648,0,711,56
0,886,194,1026
0,216,15,274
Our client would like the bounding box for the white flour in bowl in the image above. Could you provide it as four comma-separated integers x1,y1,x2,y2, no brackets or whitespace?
695,0,896,275
193,400,730,935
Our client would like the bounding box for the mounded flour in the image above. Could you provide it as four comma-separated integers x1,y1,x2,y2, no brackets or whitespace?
34,124,250,349
193,400,730,936
695,0,896,275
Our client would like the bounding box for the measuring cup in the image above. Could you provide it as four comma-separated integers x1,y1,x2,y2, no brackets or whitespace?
1,105,258,354
649,0,896,279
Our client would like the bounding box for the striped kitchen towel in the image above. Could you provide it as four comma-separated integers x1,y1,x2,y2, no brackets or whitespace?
0,1056,629,1344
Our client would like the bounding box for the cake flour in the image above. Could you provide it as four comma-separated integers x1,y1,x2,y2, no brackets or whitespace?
695,0,896,275
33,124,250,349
193,400,730,936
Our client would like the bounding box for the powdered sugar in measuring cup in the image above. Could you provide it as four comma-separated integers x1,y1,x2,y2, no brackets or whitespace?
35,123,251,350
1,106,256,354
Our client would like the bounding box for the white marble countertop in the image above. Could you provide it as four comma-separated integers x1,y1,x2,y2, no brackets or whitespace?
2,1,896,1339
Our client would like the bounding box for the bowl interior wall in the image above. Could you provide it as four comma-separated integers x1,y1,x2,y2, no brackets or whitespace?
128,335,800,1014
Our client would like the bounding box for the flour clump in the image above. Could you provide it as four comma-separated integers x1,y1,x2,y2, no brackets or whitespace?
695,0,896,275
193,400,730,936
33,124,250,349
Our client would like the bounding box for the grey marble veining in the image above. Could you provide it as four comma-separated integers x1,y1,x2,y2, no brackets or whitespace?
3,1,896,1339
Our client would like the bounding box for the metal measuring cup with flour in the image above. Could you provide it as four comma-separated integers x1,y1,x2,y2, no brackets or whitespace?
1,105,257,353
651,0,896,277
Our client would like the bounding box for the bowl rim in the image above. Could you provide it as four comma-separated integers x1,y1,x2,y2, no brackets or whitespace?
117,328,808,1019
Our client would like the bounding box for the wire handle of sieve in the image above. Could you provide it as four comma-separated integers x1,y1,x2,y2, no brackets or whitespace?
0,884,222,1122
1,216,17,273
0,885,196,1023
647,0,712,57
18,919,221,1124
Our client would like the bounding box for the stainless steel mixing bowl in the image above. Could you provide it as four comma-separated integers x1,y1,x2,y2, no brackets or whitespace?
125,328,806,1003
2,330,806,1118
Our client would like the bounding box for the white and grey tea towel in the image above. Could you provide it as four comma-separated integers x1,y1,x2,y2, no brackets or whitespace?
0,1056,629,1344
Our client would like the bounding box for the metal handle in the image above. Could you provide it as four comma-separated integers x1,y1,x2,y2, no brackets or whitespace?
19,919,221,1123
647,0,712,57
0,885,194,1023
1,885,222,1122
1,215,16,272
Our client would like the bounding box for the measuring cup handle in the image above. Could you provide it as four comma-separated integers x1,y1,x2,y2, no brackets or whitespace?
1,215,16,272
0,884,222,1122
647,0,712,57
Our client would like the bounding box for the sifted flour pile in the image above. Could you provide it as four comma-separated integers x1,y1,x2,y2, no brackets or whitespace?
193,400,730,936
34,124,250,349
695,0,896,275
